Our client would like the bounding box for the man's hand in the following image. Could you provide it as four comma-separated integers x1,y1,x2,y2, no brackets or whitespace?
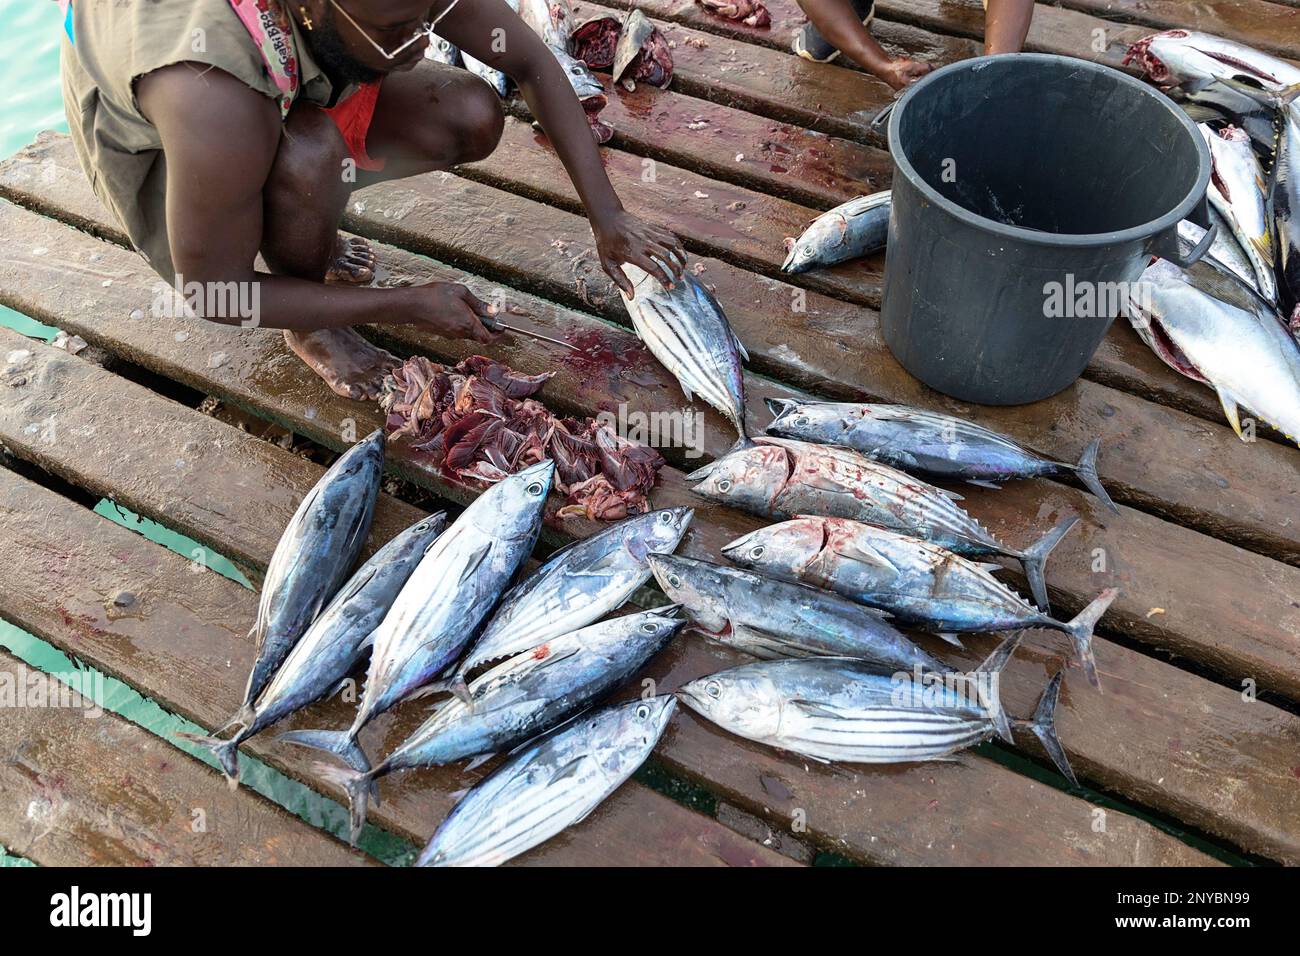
877,57,932,91
402,282,498,343
594,208,687,296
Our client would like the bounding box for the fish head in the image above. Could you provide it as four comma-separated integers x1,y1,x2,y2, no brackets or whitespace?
476,459,555,534
763,397,843,441
625,507,694,562
1126,263,1211,382
646,554,730,632
780,234,819,273
396,511,450,554
721,518,825,579
1128,30,1282,92
685,445,788,512
677,666,783,739
340,428,387,476
586,695,679,777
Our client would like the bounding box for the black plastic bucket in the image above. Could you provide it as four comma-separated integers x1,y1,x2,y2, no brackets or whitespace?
881,54,1215,405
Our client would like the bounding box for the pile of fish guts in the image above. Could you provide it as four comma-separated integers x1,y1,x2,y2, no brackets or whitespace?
181,371,1121,865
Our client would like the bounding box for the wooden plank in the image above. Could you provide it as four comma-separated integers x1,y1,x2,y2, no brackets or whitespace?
7,138,1300,704
0,652,373,866
0,223,1212,865
1051,0,1300,62
0,459,793,868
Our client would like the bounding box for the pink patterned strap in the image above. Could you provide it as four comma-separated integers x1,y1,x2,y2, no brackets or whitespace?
226,0,300,118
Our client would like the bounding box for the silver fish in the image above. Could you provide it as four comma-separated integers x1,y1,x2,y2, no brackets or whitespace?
677,642,1077,783
688,437,1071,611
426,33,461,65
178,513,448,785
237,430,384,717
446,507,694,697
619,263,749,448
1178,214,1260,295
1200,124,1276,302
1129,259,1300,443
415,695,676,867
1273,107,1300,319
1126,30,1300,96
781,190,891,273
647,552,947,671
462,51,509,97
279,460,554,772
313,606,683,843
764,396,1117,514
724,517,1116,688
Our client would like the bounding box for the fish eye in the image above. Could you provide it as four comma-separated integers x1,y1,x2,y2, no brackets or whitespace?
796,416,808,425
415,521,430,531
526,480,544,496
636,703,651,719
705,680,722,699
641,622,657,633
659,511,672,523
717,479,733,493
667,573,681,588
750,545,764,559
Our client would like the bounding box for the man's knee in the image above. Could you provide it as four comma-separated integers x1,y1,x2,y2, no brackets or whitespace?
269,105,350,203
449,77,504,164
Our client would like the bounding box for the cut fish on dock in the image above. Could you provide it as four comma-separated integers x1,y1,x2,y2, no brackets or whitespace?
1179,215,1261,296
236,430,384,717
764,397,1118,513
178,513,447,785
618,263,750,449
1125,30,1300,97
415,695,676,866
515,0,612,142
688,437,1072,610
447,507,694,697
724,517,1116,688
278,460,553,774
647,552,947,671
781,191,891,273
677,638,1078,783
571,10,673,89
695,0,771,29
311,606,683,844
1200,124,1276,303
1129,259,1300,444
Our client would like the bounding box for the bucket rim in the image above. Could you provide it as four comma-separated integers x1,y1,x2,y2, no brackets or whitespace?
885,53,1212,248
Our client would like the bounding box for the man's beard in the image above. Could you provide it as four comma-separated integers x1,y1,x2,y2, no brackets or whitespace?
307,7,386,87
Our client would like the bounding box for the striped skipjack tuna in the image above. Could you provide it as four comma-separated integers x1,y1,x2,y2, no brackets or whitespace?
618,263,750,449
764,397,1118,514
688,436,1074,611
415,696,677,867
441,508,694,701
312,606,684,844
724,517,1117,689
781,190,891,274
677,636,1077,784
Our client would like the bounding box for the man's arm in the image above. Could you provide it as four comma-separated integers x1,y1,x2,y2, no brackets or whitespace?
440,0,685,295
795,0,930,90
984,0,1035,55
135,64,492,339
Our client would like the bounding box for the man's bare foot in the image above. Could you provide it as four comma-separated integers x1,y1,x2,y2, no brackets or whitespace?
283,328,399,401
325,235,377,284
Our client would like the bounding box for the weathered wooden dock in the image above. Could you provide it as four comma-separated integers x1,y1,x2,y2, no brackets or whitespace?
1,0,1298,866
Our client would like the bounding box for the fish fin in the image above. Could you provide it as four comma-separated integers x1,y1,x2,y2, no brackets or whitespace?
788,698,854,720
463,752,496,773
685,460,717,481
976,562,1004,574
310,760,375,846
1069,439,1119,514
971,632,1022,744
174,730,244,788
206,703,255,741
764,396,796,421
965,479,1002,490
733,331,750,363
934,632,964,649
1215,385,1247,440
400,682,444,703
276,728,368,771
832,541,903,577
679,379,694,402
1062,588,1118,691
1017,515,1080,612
1014,671,1078,787
458,542,493,585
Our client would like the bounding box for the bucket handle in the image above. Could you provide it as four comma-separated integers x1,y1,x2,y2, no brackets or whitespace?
1148,192,1216,268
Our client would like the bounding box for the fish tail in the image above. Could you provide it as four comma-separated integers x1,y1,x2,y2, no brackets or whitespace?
727,431,755,454
972,632,1022,745
276,728,371,782
208,703,256,740
310,761,376,847
174,730,244,788
1018,515,1080,612
1063,588,1119,692
449,674,474,707
1020,671,1078,787
1068,438,1119,514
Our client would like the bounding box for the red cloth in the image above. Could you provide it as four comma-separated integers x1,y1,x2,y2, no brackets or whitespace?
324,80,386,172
